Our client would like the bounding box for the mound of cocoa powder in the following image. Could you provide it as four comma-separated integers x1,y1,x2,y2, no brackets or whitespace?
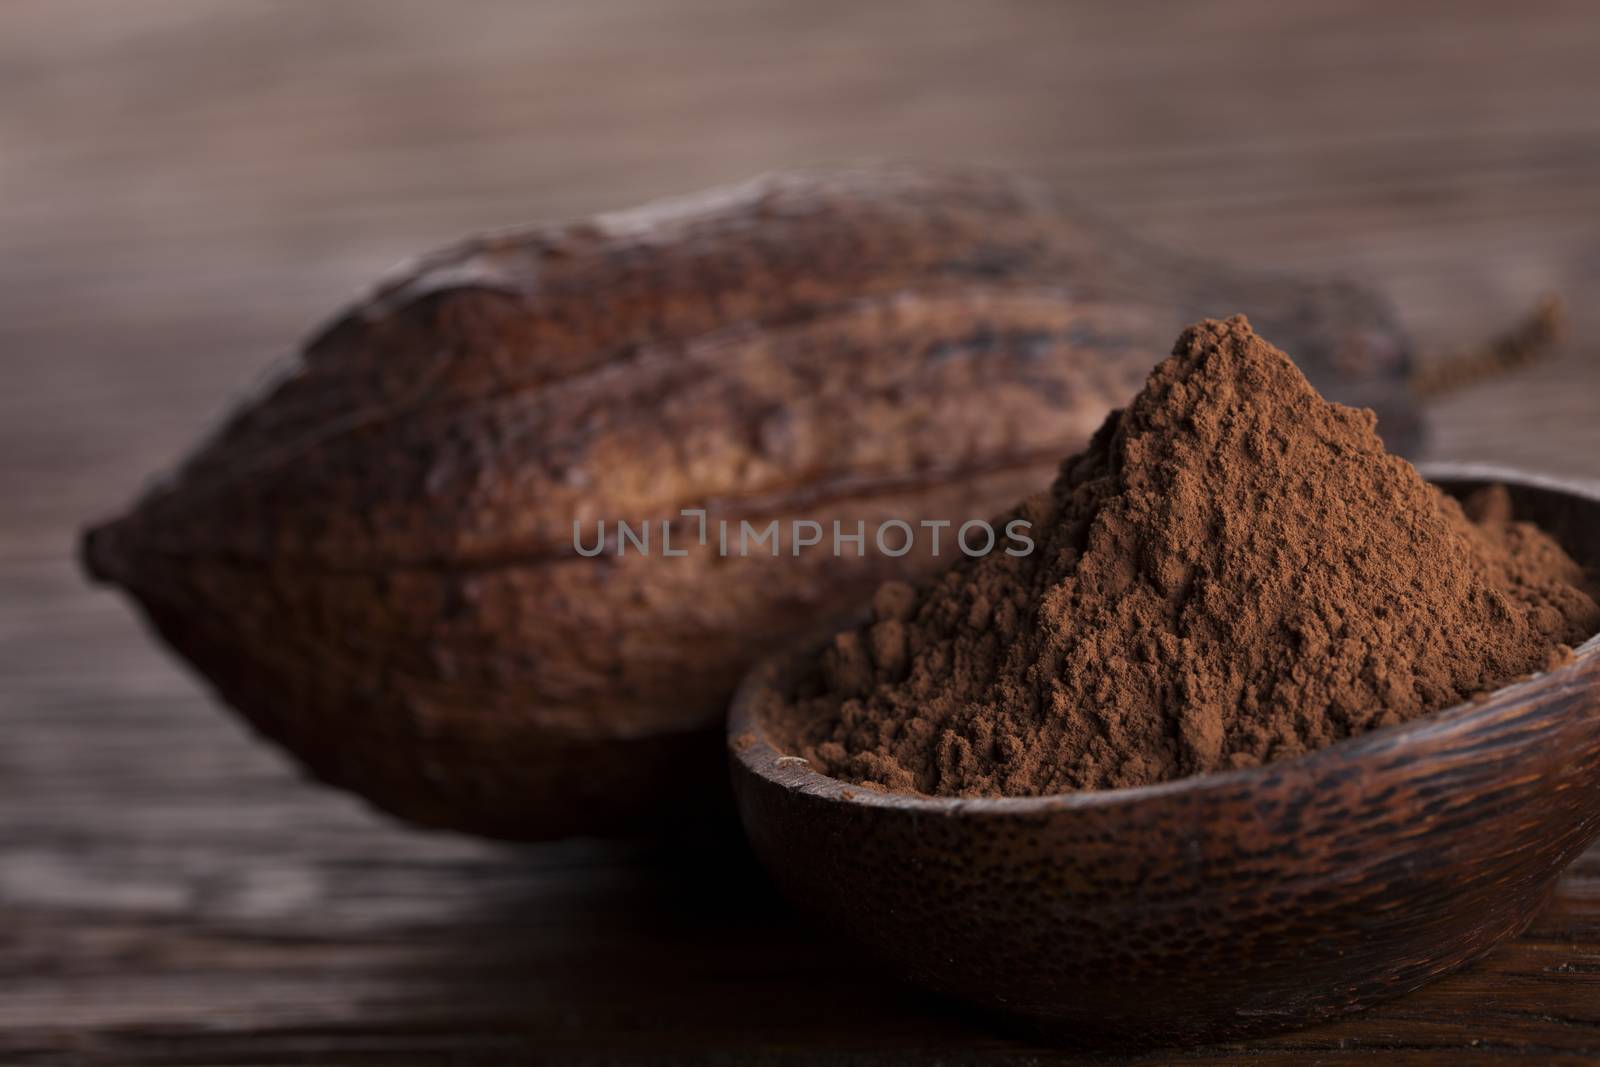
767,316,1600,797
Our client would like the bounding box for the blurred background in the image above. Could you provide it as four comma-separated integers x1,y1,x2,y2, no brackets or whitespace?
4,3,1600,1062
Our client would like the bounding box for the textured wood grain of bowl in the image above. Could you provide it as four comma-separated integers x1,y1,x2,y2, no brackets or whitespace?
727,466,1600,1047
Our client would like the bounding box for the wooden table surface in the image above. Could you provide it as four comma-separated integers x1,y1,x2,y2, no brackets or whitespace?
5,3,1600,1063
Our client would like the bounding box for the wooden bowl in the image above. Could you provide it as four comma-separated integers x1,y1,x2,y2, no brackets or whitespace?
727,465,1600,1047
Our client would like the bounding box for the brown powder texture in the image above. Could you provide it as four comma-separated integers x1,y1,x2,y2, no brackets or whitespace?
768,316,1600,797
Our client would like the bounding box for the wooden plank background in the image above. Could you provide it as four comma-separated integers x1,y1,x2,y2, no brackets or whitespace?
4,2,1600,1063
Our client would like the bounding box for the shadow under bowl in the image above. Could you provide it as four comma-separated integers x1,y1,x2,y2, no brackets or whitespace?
727,464,1600,1047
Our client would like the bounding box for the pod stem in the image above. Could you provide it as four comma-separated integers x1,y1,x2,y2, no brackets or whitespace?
1410,295,1566,399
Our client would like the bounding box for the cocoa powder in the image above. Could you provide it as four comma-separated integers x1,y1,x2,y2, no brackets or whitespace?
768,316,1600,797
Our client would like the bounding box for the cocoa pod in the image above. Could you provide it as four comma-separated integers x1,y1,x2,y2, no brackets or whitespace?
82,165,1419,840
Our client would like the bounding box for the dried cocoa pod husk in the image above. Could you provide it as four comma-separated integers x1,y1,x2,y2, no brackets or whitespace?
82,166,1417,839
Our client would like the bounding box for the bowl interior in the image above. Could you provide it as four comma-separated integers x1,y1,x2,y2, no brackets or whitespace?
733,463,1600,813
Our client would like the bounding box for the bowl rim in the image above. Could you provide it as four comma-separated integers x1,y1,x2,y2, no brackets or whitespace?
728,463,1600,817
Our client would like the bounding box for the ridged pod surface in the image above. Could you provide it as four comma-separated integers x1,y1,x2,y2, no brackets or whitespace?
82,166,1416,839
